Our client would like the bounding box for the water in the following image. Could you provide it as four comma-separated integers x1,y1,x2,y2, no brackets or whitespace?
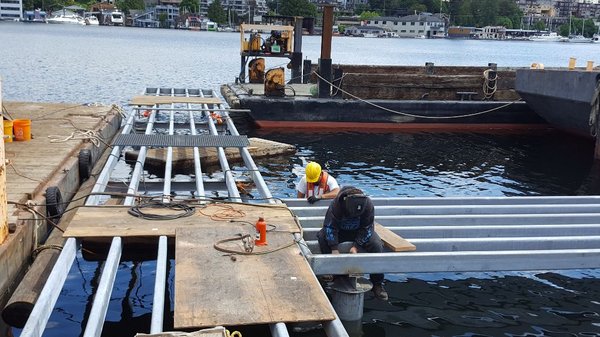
2,22,600,337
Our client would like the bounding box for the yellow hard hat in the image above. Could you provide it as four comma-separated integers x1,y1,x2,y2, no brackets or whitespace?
305,162,322,183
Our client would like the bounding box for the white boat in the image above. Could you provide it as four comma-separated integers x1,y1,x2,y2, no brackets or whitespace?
47,14,85,25
593,34,600,43
567,35,592,43
84,15,99,25
528,32,562,42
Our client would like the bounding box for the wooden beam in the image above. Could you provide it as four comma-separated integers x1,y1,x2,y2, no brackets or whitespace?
129,96,222,106
375,223,416,252
0,78,7,244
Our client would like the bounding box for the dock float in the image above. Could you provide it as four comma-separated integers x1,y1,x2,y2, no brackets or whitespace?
0,98,122,332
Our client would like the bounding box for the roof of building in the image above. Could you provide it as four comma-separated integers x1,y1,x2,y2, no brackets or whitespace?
347,25,385,31
371,13,445,23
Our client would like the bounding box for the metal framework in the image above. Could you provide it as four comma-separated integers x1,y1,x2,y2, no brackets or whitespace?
284,197,600,275
19,88,353,337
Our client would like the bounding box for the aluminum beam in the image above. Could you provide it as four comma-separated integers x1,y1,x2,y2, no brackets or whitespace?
297,213,600,228
150,236,168,333
284,196,600,207
186,89,206,199
290,204,600,217
82,237,123,337
19,238,77,337
308,249,600,275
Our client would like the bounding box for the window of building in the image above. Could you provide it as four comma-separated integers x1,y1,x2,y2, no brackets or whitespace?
400,30,406,32
394,22,397,25
374,20,378,24
402,22,406,25
382,21,386,24
419,22,424,25
410,30,415,33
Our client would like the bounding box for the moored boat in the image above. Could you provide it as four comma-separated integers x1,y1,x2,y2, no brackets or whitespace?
84,15,99,25
528,32,563,42
515,69,600,138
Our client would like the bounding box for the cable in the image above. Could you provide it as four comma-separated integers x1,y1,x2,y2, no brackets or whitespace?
312,70,522,119
127,201,195,220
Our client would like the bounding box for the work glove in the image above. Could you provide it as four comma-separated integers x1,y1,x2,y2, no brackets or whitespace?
307,196,320,204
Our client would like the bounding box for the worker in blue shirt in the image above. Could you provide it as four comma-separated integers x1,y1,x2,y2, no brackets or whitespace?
317,186,388,301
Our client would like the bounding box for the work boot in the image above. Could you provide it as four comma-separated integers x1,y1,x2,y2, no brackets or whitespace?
372,283,388,301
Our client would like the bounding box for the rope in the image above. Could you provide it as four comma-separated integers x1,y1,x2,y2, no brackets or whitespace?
197,203,246,221
48,129,103,147
312,71,522,119
482,69,498,100
7,159,44,182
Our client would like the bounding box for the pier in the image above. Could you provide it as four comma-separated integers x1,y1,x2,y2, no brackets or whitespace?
5,88,600,337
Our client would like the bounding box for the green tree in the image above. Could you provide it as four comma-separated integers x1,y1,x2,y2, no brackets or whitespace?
559,23,569,37
533,20,545,31
457,0,474,26
410,3,427,13
207,0,227,24
115,0,145,15
354,4,368,15
179,0,199,14
359,10,380,21
279,0,316,18
496,16,512,28
158,12,168,28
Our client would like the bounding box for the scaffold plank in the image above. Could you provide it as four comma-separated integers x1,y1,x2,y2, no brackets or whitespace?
174,225,335,329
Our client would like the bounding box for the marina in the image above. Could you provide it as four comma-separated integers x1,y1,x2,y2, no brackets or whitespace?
2,21,600,337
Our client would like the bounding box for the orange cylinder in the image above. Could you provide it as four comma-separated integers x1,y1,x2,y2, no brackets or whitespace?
13,119,31,141
255,217,268,246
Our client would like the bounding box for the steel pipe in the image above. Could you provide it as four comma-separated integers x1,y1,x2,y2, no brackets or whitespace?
150,236,168,333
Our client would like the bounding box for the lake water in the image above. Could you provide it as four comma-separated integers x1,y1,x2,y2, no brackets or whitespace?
2,22,600,337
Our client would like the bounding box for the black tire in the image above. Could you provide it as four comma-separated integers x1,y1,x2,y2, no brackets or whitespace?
78,149,93,182
46,186,64,226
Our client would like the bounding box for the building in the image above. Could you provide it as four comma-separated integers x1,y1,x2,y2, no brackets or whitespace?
365,13,446,38
199,0,268,23
0,0,22,21
477,26,507,39
344,25,386,37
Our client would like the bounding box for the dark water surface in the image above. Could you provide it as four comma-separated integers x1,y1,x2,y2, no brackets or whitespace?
3,22,600,337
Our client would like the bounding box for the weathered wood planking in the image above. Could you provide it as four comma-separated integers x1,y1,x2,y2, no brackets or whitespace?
63,203,300,238
0,79,7,244
375,223,416,252
130,96,222,106
174,225,335,329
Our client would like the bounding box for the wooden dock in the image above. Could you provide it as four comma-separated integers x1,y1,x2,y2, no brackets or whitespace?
63,203,336,328
0,101,122,319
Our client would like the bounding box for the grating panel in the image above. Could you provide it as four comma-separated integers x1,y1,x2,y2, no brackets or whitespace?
113,134,249,147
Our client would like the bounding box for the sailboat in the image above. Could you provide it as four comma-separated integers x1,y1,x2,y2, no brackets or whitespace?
567,14,592,43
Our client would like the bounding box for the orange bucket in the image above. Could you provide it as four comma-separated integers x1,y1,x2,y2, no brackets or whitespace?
13,119,31,141
3,119,13,143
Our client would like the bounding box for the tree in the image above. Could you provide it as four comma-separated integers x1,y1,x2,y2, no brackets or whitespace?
359,10,380,21
496,16,512,28
207,0,227,24
179,0,199,14
410,3,427,13
533,20,545,31
116,0,145,15
279,0,316,18
158,12,168,28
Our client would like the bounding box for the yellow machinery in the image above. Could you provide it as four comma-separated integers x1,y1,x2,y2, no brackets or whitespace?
239,24,295,83
264,68,285,97
248,58,265,84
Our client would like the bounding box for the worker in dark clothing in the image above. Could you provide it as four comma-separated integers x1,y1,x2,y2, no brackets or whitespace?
317,186,388,301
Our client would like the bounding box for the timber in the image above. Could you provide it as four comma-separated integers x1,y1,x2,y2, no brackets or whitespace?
130,96,222,106
374,223,416,252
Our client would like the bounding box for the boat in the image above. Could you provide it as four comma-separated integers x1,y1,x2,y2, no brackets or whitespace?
528,32,562,42
594,34,600,43
84,15,99,25
567,35,592,43
515,69,600,138
107,10,124,25
21,9,47,23
47,13,85,25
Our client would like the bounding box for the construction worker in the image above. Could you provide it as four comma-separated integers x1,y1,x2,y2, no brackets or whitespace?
317,186,388,301
296,161,340,204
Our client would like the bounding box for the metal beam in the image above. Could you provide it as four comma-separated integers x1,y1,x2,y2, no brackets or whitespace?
150,236,168,333
82,237,122,337
308,249,600,275
19,238,77,337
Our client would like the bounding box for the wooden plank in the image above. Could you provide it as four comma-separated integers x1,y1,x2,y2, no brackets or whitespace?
63,203,300,238
174,225,335,328
375,223,416,252
0,78,7,244
129,96,222,106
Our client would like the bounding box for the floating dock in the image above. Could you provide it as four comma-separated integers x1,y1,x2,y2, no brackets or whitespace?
0,101,122,332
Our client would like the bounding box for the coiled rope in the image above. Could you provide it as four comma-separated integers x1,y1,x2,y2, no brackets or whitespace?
312,71,521,119
482,69,498,100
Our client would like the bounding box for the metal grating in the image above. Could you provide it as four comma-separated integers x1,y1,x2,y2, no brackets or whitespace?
113,134,250,147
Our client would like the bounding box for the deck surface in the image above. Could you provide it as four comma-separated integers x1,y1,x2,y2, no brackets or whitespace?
130,96,222,106
174,225,335,328
3,102,119,214
64,203,301,237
